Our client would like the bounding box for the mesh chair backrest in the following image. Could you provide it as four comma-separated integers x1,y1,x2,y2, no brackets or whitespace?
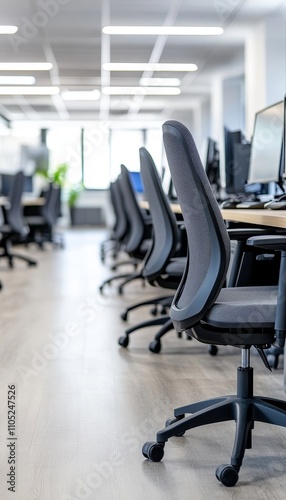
119,164,146,255
110,178,129,241
140,147,179,282
42,183,59,226
6,171,26,234
163,121,230,330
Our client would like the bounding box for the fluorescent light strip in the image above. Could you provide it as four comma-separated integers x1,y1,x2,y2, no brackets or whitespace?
0,86,59,95
61,90,100,101
103,63,198,72
0,63,53,71
0,26,18,35
139,77,181,86
0,76,36,85
103,26,223,36
103,87,181,96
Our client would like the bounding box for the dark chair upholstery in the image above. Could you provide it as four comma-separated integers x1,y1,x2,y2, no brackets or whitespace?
0,171,37,267
142,120,286,487
25,183,64,248
99,165,151,294
118,147,186,351
100,180,130,264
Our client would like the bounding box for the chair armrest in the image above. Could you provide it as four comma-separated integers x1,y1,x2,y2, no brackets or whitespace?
247,234,286,251
227,228,276,241
248,235,286,348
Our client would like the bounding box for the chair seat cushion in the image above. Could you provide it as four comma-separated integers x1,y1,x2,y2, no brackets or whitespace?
25,216,45,225
165,257,186,276
204,286,278,328
0,224,29,237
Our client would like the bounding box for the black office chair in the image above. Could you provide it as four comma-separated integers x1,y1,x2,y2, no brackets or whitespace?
142,120,286,487
25,183,64,248
120,147,270,353
118,147,187,351
99,165,151,294
107,179,141,272
0,171,37,267
100,180,129,264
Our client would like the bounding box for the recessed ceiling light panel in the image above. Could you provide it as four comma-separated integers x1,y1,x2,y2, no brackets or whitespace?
103,63,198,72
0,63,53,71
103,26,223,36
0,86,59,95
0,26,18,35
0,76,36,85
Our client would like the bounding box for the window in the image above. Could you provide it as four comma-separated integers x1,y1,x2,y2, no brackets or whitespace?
47,125,163,190
83,126,110,189
47,126,82,185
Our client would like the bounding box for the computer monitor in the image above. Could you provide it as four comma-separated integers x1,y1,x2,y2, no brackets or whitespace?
224,127,244,195
0,173,13,196
129,171,144,194
161,164,177,200
247,100,284,186
0,172,33,196
205,138,220,191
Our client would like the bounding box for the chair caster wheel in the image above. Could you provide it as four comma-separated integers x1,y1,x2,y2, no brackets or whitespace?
28,261,37,267
121,311,128,321
267,354,279,369
118,287,123,295
165,417,185,436
99,286,104,295
149,340,161,354
150,306,158,316
208,345,218,356
118,336,129,348
160,307,168,315
142,441,164,462
215,464,239,487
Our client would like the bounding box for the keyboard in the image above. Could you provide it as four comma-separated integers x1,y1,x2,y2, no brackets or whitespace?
264,200,286,210
235,201,266,209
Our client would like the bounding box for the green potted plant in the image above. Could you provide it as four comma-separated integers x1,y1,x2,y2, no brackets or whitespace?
68,182,83,225
36,162,83,224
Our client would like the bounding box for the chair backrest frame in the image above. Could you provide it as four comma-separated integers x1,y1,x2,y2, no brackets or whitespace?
140,146,179,283
6,171,26,235
119,164,146,256
163,121,231,331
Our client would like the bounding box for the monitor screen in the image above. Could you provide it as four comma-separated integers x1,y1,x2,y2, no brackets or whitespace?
224,128,243,194
247,100,284,184
205,137,220,187
0,173,13,196
161,164,177,200
0,172,33,195
161,164,172,196
129,171,144,193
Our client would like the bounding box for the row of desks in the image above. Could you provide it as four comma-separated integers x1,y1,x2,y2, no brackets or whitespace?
141,200,286,229
141,200,286,388
0,196,45,207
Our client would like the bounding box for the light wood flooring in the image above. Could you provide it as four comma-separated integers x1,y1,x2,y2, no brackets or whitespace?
0,228,286,500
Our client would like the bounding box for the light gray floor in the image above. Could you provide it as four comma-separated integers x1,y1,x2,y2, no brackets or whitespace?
0,229,286,500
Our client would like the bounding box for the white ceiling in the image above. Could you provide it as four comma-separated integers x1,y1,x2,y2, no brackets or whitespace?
0,0,285,123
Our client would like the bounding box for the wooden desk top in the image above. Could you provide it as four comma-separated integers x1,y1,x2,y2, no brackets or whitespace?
141,200,286,229
221,209,286,229
0,196,45,207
